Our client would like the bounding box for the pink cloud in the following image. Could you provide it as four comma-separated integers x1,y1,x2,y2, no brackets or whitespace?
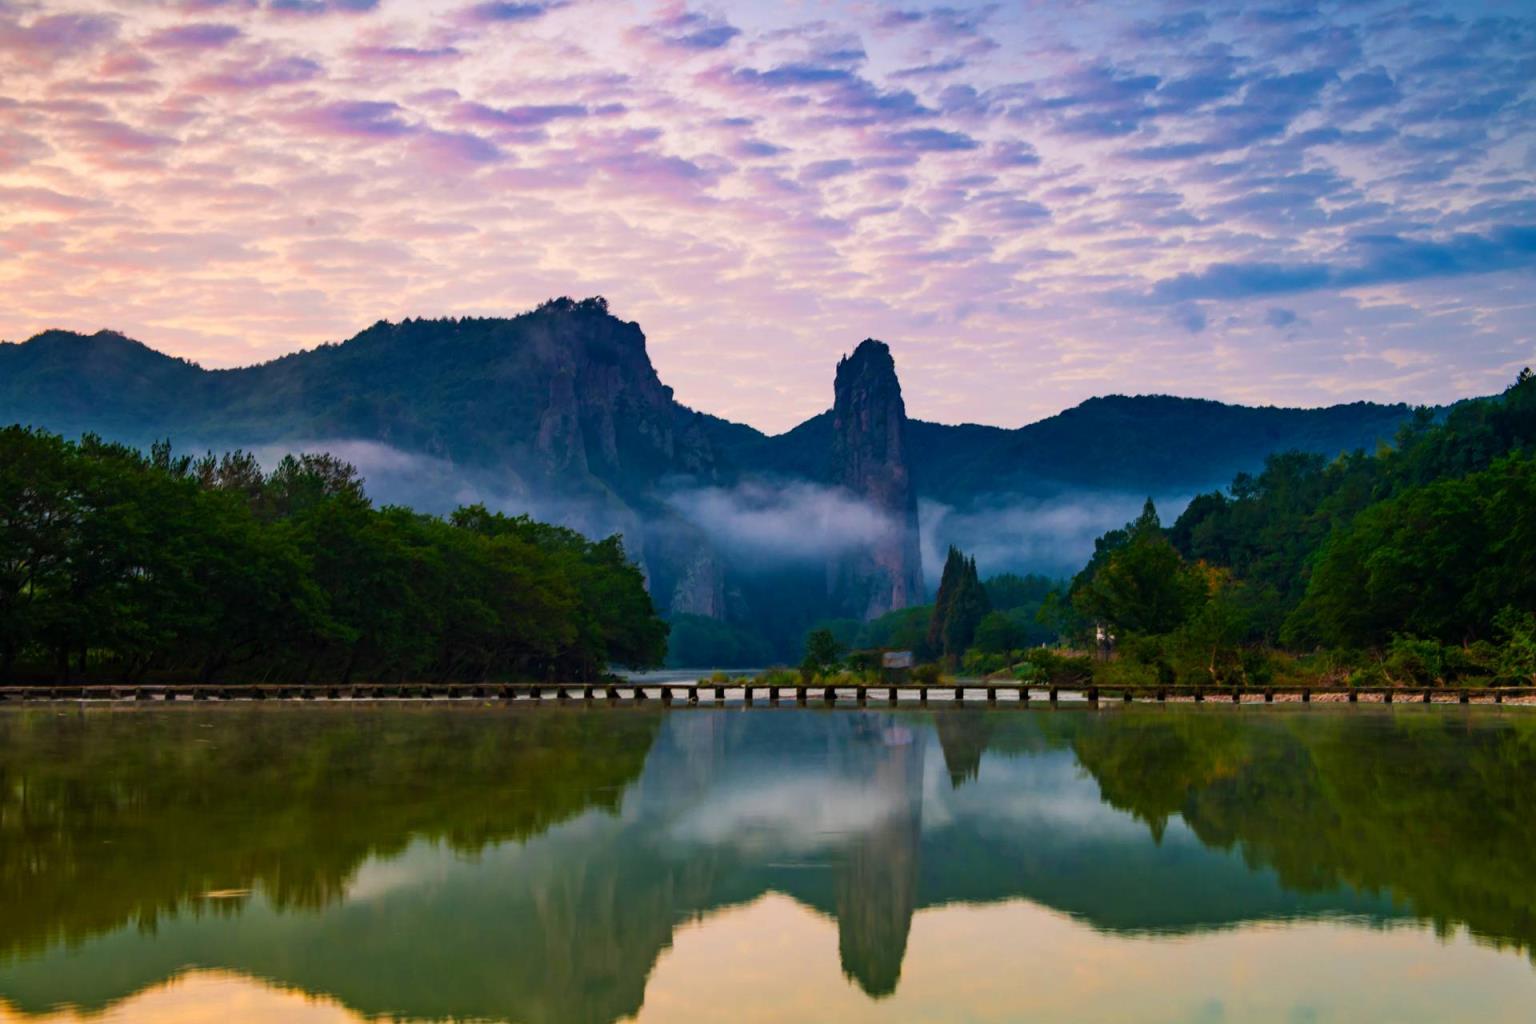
68,117,177,153
0,184,101,214
98,50,157,76
0,128,49,170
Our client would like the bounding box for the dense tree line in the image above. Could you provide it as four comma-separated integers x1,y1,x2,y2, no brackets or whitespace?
1065,370,1536,686
0,428,666,684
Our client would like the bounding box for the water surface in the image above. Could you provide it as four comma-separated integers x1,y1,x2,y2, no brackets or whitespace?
1,704,1532,1023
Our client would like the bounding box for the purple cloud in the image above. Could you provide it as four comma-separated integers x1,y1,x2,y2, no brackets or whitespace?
412,129,502,167
352,44,462,63
0,12,117,65
892,58,965,79
990,141,1040,168
1148,227,1536,303
461,1,564,24
883,128,979,152
194,54,322,92
633,11,740,51
292,100,416,139
456,101,589,128
145,23,242,50
269,0,379,14
800,158,857,181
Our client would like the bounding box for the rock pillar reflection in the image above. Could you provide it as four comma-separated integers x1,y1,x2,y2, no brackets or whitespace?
835,717,926,997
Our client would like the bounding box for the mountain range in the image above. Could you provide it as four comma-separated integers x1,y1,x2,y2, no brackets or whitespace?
1,296,1424,657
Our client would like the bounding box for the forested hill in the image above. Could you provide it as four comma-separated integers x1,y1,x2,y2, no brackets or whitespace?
3,302,1419,505
703,398,1417,497
0,300,725,507
911,396,1418,497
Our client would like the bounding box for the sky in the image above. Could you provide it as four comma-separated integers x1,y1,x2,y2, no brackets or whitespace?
1,0,1533,433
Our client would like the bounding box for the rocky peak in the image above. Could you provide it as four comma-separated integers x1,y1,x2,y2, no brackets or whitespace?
829,339,926,620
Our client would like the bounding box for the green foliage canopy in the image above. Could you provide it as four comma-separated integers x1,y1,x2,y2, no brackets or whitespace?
0,427,667,683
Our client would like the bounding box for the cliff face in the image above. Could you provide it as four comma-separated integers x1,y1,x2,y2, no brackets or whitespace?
827,340,926,620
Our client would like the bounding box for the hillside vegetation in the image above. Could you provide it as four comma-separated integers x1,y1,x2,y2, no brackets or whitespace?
1063,369,1536,687
0,429,667,685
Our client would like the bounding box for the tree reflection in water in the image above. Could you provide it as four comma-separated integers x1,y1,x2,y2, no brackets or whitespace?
0,704,1533,1023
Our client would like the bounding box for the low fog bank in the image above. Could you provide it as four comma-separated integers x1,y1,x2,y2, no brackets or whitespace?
920,491,1195,585
245,439,650,560
206,437,1197,601
250,439,531,516
663,478,897,565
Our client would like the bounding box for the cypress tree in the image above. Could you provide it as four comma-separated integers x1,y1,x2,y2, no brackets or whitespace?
927,547,964,656
927,547,991,664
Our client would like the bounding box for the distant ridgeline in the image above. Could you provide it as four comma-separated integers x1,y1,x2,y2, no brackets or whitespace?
1,297,1425,666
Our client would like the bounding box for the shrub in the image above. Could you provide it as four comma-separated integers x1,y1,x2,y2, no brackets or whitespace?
1240,648,1275,686
1495,607,1536,684
961,648,1010,676
1094,657,1159,688
911,663,943,685
1347,662,1389,688
1021,648,1093,686
1383,635,1447,686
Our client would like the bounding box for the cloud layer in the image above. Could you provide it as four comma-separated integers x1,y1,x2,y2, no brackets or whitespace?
1,0,1533,430
920,492,1195,582
666,480,896,565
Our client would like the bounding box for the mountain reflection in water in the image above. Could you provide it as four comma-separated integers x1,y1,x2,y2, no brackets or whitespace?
0,705,1533,1023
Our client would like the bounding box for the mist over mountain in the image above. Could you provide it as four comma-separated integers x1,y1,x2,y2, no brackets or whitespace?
0,297,1422,660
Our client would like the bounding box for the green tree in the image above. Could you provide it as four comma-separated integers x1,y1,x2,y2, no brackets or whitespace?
855,604,933,656
1286,454,1536,649
927,546,991,664
1072,500,1205,637
973,610,1025,655
0,429,668,685
803,627,843,673
0,428,79,681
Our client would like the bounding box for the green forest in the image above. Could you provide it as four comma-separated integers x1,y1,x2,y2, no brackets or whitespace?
784,369,1536,689
0,429,667,684
1062,368,1536,687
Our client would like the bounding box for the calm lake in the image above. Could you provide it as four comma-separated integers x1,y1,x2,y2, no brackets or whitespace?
1,704,1533,1023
